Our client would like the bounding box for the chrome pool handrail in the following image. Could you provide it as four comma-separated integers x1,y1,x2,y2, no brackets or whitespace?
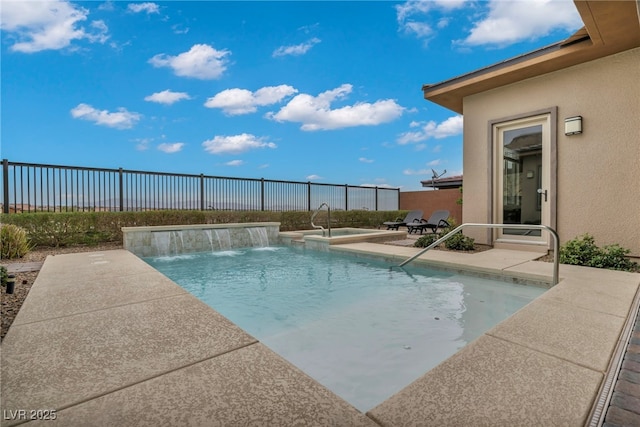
311,203,331,237
395,223,560,286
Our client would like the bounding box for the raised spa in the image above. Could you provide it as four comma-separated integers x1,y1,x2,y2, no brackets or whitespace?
279,227,406,251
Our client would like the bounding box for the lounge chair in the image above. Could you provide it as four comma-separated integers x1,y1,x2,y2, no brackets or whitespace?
407,210,450,234
383,210,423,231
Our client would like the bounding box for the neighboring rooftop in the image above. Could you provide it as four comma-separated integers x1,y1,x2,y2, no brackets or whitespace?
420,175,463,190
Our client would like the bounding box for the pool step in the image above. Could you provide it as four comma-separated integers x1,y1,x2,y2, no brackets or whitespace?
291,239,306,245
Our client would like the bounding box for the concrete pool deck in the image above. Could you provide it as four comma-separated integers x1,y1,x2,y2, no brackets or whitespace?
1,244,639,426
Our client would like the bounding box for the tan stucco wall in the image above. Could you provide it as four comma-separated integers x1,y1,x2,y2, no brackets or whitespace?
462,47,640,256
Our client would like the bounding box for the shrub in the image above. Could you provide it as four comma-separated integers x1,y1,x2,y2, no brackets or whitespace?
0,209,407,248
413,216,475,251
560,234,638,272
0,265,7,287
444,233,475,251
414,233,440,248
0,224,32,259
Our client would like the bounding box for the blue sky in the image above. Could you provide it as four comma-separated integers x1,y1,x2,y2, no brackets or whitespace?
1,1,583,191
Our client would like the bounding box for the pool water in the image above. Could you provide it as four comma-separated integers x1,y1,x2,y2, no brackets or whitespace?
145,246,545,411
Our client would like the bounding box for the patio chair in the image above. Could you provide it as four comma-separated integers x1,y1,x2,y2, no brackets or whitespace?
407,210,450,234
383,210,423,231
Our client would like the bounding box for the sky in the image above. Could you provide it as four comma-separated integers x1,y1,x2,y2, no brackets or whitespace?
0,0,583,191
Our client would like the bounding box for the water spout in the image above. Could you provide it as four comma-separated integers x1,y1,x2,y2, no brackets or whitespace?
247,227,269,247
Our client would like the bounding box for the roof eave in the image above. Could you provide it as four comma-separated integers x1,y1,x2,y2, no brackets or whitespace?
422,0,640,114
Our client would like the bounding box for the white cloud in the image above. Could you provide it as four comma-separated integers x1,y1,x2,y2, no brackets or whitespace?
402,21,434,39
403,160,444,175
403,169,432,176
70,103,140,129
461,0,583,46
361,183,396,188
204,85,298,115
134,138,152,151
172,24,189,35
127,3,160,14
144,90,191,105
359,157,374,163
149,44,230,80
273,37,321,57
395,0,465,42
397,115,462,144
157,143,184,153
267,84,404,131
225,160,244,166
306,174,323,181
202,133,276,155
0,1,109,53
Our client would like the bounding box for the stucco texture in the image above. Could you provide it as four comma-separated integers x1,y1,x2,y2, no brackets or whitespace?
462,47,640,256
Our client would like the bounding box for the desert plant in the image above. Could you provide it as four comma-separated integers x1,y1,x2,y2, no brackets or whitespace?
560,234,638,272
444,233,475,251
0,224,32,259
414,233,440,248
0,265,7,287
413,216,475,251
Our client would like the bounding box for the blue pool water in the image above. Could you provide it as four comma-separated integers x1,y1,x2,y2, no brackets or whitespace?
145,246,545,411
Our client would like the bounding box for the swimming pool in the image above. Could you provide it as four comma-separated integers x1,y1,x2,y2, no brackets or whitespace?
145,246,545,411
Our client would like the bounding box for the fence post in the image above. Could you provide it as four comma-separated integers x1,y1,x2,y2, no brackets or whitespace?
375,186,379,211
200,174,205,211
345,184,348,211
118,168,124,212
307,182,311,211
2,159,9,214
260,178,265,211
397,188,401,210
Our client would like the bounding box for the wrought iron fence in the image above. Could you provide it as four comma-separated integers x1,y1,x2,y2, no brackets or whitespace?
1,160,400,214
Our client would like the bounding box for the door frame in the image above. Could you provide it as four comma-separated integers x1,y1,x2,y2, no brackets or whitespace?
487,107,557,248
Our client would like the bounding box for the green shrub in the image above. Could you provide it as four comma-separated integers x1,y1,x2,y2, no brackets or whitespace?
1,224,32,259
414,233,440,248
413,216,475,251
560,234,638,272
0,209,406,248
0,265,7,287
444,233,475,251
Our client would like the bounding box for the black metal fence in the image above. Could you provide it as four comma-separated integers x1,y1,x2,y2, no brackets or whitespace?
1,160,400,214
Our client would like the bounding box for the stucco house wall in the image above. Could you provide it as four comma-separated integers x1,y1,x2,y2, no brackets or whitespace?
462,47,640,256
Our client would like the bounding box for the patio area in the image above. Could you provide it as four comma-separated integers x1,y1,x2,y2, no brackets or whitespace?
1,241,639,426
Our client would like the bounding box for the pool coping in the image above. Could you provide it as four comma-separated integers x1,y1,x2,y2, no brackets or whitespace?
1,243,639,426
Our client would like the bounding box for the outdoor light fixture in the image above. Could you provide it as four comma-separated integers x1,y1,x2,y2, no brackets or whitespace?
564,116,582,135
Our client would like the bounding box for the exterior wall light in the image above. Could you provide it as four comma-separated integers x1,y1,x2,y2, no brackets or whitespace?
564,116,582,135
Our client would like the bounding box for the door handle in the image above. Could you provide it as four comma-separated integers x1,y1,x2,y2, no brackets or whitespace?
537,188,547,202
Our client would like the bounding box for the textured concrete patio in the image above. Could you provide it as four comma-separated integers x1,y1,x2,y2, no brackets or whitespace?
1,243,639,426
